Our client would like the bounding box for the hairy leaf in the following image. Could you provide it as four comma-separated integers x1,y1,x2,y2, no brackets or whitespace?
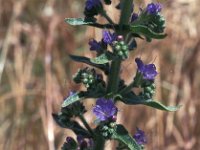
112,124,141,150
62,92,83,107
64,18,94,26
121,92,181,111
90,53,111,64
69,55,109,73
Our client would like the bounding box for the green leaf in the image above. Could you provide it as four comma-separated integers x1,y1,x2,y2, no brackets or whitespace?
90,53,111,64
121,92,181,111
69,55,109,73
112,124,141,150
130,25,167,40
143,100,181,111
64,18,94,26
62,92,83,107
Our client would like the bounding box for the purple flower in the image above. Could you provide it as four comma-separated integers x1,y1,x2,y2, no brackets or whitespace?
135,58,158,80
131,13,138,23
102,30,117,44
93,98,118,121
88,39,102,51
133,128,147,145
85,0,101,10
146,3,162,15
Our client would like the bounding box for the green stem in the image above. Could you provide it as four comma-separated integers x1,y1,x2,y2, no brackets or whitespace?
106,0,133,96
118,0,133,35
106,59,121,94
94,135,105,150
100,10,114,25
119,81,135,95
78,114,94,137
119,73,142,95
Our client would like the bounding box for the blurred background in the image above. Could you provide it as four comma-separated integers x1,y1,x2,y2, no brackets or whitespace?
0,0,200,149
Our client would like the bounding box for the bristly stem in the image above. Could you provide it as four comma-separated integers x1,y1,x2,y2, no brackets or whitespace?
106,0,134,96
107,59,122,94
94,135,105,150
100,10,115,25
78,114,95,137
119,72,142,95
119,0,133,35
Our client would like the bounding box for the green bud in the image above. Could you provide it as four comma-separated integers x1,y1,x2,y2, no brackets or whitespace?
82,78,88,84
88,74,93,79
118,51,123,56
115,45,121,51
144,87,152,92
82,72,88,78
119,41,125,45
124,51,129,57
122,45,128,51
88,79,93,84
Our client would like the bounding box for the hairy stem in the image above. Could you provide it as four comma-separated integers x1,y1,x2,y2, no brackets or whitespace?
78,114,94,137
94,135,105,150
106,0,134,96
107,59,122,94
119,73,142,95
119,0,133,35
100,10,115,25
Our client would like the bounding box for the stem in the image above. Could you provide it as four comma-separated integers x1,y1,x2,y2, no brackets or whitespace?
118,0,133,35
106,0,133,96
94,135,105,150
119,73,142,95
119,81,136,95
78,114,94,137
106,59,121,94
100,10,114,25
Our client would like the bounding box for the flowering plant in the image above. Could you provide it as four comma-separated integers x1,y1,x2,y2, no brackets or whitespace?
53,0,180,149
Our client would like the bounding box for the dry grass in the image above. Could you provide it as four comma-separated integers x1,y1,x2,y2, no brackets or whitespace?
0,0,200,149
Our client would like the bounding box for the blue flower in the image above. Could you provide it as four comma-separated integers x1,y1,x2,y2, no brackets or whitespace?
146,3,162,15
133,128,147,145
92,98,118,121
102,30,117,44
135,58,158,80
85,0,102,10
88,39,102,51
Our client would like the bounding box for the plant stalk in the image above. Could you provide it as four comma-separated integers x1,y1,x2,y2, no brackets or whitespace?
107,59,122,94
78,114,95,137
106,0,134,95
